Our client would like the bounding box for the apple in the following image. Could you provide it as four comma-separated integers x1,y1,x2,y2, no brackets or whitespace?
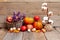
6,16,12,23
27,24,33,32
27,24,33,29
21,26,27,31
34,16,40,21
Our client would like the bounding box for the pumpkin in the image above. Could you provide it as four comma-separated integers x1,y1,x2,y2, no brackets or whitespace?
24,17,34,24
33,21,43,30
9,28,13,32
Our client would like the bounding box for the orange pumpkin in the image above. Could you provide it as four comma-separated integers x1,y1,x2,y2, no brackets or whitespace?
33,21,43,30
24,17,34,24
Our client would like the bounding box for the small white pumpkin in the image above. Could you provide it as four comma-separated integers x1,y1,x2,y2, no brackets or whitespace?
13,27,16,30
48,11,53,16
28,29,31,32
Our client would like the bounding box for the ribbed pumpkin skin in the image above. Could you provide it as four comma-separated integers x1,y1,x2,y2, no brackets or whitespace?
24,17,34,24
33,21,43,30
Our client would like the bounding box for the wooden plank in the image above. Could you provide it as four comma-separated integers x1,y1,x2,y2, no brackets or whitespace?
0,0,44,2
3,32,23,40
55,28,60,33
46,0,60,2
0,29,7,40
0,2,59,15
45,30,60,40
23,32,46,40
7,0,44,2
1,0,60,2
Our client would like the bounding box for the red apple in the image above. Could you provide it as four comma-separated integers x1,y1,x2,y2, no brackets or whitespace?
21,26,27,31
6,16,12,23
27,24,33,29
34,16,40,21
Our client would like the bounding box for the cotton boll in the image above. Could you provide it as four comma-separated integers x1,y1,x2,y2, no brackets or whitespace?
42,20,45,23
43,16,48,20
42,3,47,6
41,6,48,11
48,11,53,16
42,20,46,25
49,19,53,24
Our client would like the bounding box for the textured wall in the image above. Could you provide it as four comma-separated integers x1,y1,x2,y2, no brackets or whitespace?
0,0,60,27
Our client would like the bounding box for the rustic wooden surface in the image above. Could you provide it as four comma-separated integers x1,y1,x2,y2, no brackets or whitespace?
0,28,59,40
45,29,60,40
3,32,46,40
0,0,60,40
0,29,7,40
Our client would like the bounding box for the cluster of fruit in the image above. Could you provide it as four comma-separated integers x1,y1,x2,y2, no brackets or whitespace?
5,3,54,33
6,15,46,33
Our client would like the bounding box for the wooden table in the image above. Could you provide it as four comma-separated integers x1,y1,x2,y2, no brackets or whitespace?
0,28,60,40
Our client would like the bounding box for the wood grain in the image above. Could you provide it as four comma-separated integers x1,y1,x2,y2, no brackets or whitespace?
55,28,60,33
0,2,59,15
45,29,60,40
3,32,23,40
23,32,46,40
0,29,7,40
